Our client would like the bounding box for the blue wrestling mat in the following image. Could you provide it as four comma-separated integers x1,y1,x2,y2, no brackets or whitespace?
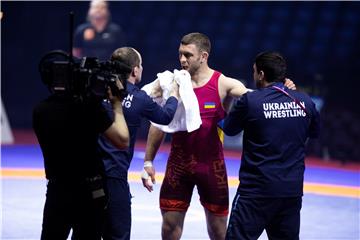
1,144,359,239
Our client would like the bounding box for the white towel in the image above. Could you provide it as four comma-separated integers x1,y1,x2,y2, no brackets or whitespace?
141,69,202,133
141,70,173,106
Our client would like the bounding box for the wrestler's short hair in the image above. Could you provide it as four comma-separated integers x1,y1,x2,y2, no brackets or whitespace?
181,32,211,55
255,51,287,83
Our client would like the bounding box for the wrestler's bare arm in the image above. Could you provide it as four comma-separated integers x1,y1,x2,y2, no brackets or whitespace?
220,75,295,99
218,75,250,111
145,125,165,162
223,76,249,98
218,75,296,111
142,125,166,192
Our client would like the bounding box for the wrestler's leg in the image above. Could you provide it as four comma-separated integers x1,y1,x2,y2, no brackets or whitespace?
197,158,229,240
161,210,186,240
160,147,195,240
205,209,227,240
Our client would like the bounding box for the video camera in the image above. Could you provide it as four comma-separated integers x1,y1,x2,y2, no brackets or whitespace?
39,50,131,101
38,12,131,101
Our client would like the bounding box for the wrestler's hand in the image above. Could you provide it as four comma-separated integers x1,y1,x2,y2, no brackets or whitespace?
284,78,296,90
141,161,156,192
169,79,180,100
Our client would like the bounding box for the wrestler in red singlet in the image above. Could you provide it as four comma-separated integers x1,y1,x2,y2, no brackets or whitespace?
160,70,229,216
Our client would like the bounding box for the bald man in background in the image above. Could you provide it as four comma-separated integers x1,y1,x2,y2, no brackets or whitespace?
73,0,126,61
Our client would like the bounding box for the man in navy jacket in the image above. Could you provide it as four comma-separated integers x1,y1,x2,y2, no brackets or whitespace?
99,47,179,240
224,51,320,240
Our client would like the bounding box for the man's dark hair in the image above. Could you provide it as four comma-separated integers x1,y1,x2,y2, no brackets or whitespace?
255,51,287,83
111,47,140,79
181,32,211,55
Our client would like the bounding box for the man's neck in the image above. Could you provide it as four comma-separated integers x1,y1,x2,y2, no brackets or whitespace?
191,66,213,88
263,81,279,88
127,78,136,85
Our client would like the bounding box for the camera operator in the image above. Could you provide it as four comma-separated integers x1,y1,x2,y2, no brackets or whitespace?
33,72,129,239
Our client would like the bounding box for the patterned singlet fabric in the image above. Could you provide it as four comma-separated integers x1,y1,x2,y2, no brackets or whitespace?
160,70,229,216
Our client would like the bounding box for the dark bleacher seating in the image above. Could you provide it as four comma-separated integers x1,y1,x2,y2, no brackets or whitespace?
2,1,359,161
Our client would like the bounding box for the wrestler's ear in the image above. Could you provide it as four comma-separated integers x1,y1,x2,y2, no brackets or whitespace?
201,51,209,63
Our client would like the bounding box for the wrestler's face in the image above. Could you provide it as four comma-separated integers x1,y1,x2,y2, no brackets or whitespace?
179,44,202,76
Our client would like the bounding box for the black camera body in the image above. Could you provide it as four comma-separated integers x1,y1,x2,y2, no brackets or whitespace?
39,50,131,101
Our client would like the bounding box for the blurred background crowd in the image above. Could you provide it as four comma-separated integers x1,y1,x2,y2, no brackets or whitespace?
2,1,359,162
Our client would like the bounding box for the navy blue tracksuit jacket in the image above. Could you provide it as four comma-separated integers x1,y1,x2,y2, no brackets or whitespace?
223,82,320,197
99,82,178,178
99,82,178,240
